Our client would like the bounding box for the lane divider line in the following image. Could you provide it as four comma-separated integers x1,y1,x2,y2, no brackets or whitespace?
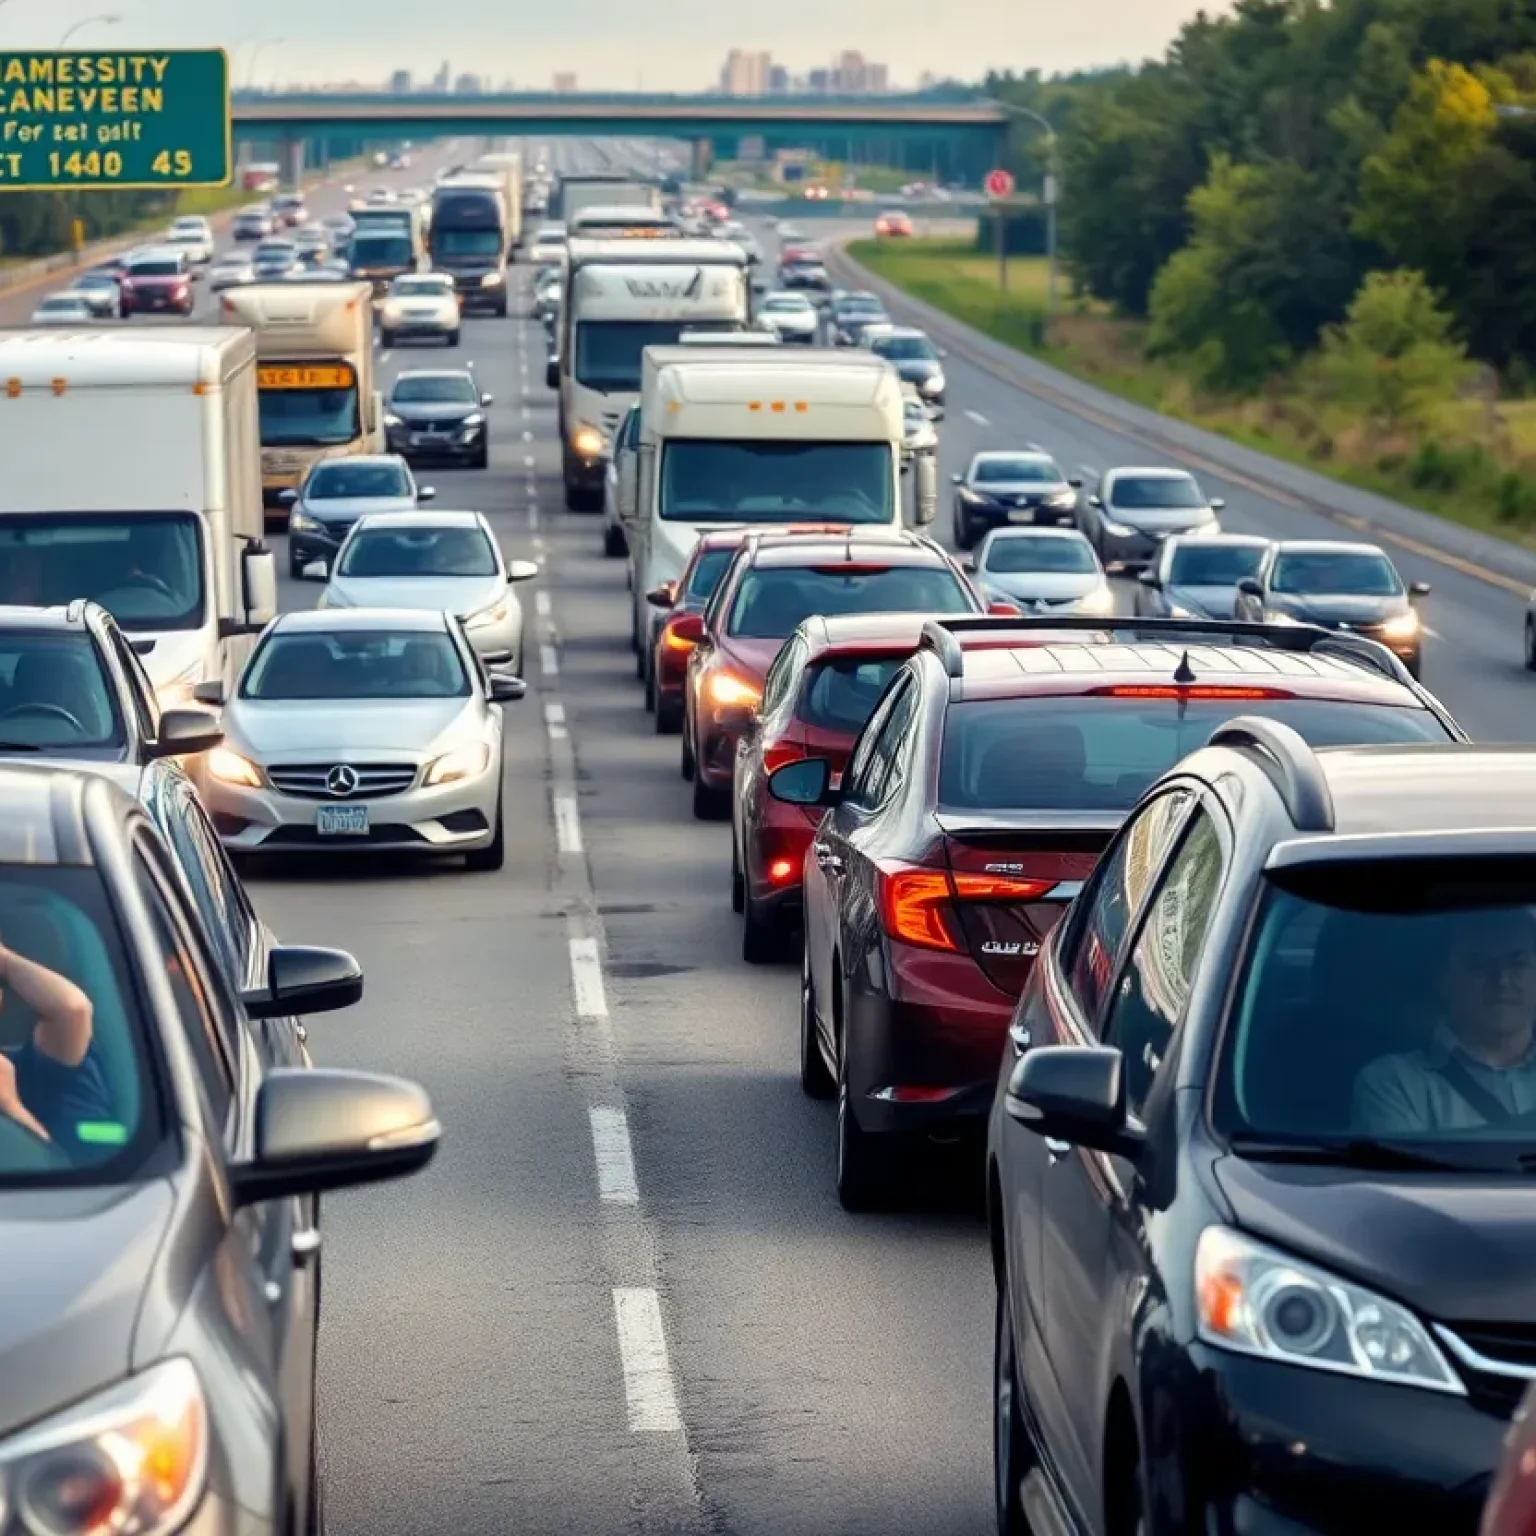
524,453,537,469
612,1288,683,1432
535,591,552,618
589,1107,640,1205
554,791,584,854
540,641,559,676
529,506,540,530
964,409,989,427
522,429,534,442
567,933,608,1019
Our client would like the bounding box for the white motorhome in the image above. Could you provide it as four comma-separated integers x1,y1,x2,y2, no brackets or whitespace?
621,345,936,659
0,328,277,705
550,238,750,509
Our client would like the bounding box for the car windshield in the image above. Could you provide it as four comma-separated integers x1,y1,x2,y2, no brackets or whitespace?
984,537,1097,574
0,634,123,751
433,228,504,257
243,629,470,700
974,459,1062,485
38,299,86,313
0,865,152,1182
873,336,936,361
728,566,973,638
393,277,451,297
1215,865,1536,1170
764,297,809,312
939,696,1453,810
255,243,293,260
800,656,907,733
351,234,413,267
126,261,179,277
75,274,116,289
686,547,736,601
338,527,498,578
0,514,204,632
660,441,894,524
1272,552,1402,597
574,320,736,391
392,375,477,404
306,464,411,500
1168,543,1267,585
1109,476,1205,509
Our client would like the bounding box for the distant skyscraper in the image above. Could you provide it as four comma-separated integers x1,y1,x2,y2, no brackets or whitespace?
454,73,482,93
768,65,790,94
868,63,889,93
552,72,577,92
807,68,831,94
388,69,412,94
718,50,772,96
431,61,450,92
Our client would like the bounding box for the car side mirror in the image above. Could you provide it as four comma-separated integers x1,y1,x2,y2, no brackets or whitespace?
545,358,559,388
506,559,540,583
191,679,225,707
278,488,299,505
1235,577,1263,599
646,581,678,609
914,452,937,525
489,673,526,703
1137,570,1158,587
1088,494,1102,508
1003,1045,1145,1163
480,392,494,407
242,544,277,628
417,486,437,502
768,756,841,808
229,1067,440,1206
302,560,329,581
1210,498,1226,512
147,707,223,759
1068,477,1083,489
667,612,705,644
242,944,364,1020
1410,580,1432,598
950,473,963,485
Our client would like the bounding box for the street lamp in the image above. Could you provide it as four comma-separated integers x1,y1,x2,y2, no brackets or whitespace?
989,100,1059,319
58,14,121,47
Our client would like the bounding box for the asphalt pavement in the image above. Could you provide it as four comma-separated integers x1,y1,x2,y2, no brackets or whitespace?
21,136,1536,1535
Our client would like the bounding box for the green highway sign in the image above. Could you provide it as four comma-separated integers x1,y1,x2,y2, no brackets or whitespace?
0,49,230,189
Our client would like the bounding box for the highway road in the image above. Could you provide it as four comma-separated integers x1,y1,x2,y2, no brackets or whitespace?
16,136,1536,1535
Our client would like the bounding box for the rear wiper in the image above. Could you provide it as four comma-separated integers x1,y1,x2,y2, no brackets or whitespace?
1227,1135,1475,1173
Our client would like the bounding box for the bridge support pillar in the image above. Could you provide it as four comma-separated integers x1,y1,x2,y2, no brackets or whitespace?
690,138,712,181
282,137,305,191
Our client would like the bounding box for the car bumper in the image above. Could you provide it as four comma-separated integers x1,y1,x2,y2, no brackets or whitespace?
462,612,522,668
386,427,486,461
1167,1342,1503,1534
287,527,347,565
743,804,818,911
959,499,1075,531
382,316,456,337
206,765,500,855
1098,522,1218,570
564,450,606,493
456,283,507,312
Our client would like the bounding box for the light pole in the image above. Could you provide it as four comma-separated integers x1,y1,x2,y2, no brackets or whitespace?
58,13,121,47
246,37,283,91
990,100,1059,320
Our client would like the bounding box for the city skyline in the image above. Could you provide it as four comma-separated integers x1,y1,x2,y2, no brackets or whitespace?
7,0,1236,90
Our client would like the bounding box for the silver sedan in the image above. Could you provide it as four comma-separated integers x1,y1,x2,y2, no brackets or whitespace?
203,608,523,869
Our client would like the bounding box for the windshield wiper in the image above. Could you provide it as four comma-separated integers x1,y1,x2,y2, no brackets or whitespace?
1227,1135,1478,1173
0,740,43,752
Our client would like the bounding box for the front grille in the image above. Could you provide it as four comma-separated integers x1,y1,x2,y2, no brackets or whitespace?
1436,1321,1536,1418
264,823,424,847
267,763,417,799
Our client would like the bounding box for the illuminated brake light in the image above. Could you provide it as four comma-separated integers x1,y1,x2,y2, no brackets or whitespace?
951,873,1057,902
768,857,797,884
877,865,961,953
1091,685,1294,700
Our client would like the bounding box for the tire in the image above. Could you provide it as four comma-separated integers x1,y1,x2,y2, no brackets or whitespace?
681,717,696,780
1106,1435,1146,1536
655,692,683,735
465,793,505,872
603,522,627,558
289,551,305,581
380,329,396,347
1524,618,1536,673
730,833,745,913
741,878,784,965
446,329,461,347
799,946,835,1099
692,771,728,821
994,1279,1037,1536
836,1023,890,1211
954,505,975,551
644,651,657,709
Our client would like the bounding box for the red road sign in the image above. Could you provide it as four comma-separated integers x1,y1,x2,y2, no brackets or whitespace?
984,168,1016,199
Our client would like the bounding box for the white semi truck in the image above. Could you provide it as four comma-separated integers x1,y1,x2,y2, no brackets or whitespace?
621,345,936,662
548,237,750,509
0,328,277,706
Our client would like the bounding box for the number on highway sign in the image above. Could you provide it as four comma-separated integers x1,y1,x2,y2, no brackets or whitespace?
985,168,1015,200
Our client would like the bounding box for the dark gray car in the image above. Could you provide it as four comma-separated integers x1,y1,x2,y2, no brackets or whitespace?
866,326,947,409
1077,466,1224,570
384,369,493,469
0,763,438,1534
1134,533,1272,619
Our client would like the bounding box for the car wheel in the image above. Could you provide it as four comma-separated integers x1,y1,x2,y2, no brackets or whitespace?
692,771,728,821
730,833,745,914
380,329,396,347
604,522,627,558
466,791,505,872
447,329,461,347
289,551,305,581
655,692,683,735
836,1023,890,1211
644,653,657,709
680,717,695,780
994,1278,1038,1536
799,947,835,1099
1525,618,1536,673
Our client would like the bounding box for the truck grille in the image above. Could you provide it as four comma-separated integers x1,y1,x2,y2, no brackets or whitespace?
267,763,417,799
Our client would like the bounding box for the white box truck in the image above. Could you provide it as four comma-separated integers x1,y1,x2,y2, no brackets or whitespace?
549,238,750,509
0,327,277,706
554,173,662,222
472,150,523,250
621,345,936,661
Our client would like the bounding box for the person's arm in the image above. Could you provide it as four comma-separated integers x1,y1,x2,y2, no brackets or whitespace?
1352,1056,1425,1136
0,1052,51,1141
0,937,93,1067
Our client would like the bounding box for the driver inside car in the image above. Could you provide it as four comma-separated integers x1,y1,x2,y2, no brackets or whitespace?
0,929,109,1148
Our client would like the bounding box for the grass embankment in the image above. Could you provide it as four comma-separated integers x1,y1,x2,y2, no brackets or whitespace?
849,237,1536,547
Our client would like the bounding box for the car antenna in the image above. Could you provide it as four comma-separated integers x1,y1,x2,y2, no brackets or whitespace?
1173,650,1197,684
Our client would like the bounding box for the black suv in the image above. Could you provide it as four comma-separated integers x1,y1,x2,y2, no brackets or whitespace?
989,727,1536,1536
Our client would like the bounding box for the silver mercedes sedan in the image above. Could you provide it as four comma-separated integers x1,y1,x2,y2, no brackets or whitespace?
203,608,523,869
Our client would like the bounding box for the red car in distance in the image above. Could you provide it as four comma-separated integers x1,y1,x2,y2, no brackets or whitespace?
119,247,194,317
732,613,934,963
679,529,985,821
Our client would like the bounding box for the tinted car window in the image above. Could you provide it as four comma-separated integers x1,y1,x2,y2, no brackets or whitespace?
983,537,1096,575
1167,543,1266,585
973,459,1062,484
800,657,906,733
661,441,895,525
243,630,470,700
939,696,1451,811
0,633,123,749
685,548,735,602
339,527,497,578
392,375,477,404
728,566,972,639
1271,552,1401,597
846,675,916,809
1108,476,1205,509
307,463,411,500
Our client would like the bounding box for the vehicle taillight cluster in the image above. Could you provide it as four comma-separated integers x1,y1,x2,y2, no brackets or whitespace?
875,863,1056,953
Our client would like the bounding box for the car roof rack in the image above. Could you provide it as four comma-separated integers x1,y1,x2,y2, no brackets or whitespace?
1208,716,1335,833
915,614,1411,684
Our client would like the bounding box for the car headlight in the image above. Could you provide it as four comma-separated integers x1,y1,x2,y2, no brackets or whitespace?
1167,603,1195,619
424,742,491,786
0,1357,209,1536
460,412,485,430
1380,610,1420,640
919,373,945,396
1195,1226,1463,1395
155,662,201,711
1101,517,1136,538
289,511,323,534
481,271,504,286
1045,490,1077,510
1267,610,1304,626
705,670,761,709
208,746,263,787
1073,586,1116,615
384,412,403,429
958,486,989,505
571,424,604,458
464,600,509,631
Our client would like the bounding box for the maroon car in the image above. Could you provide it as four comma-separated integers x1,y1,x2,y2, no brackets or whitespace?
680,528,983,820
119,248,194,317
769,613,1467,1209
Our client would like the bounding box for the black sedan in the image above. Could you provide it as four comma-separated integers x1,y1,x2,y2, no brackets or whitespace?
951,449,1081,549
384,368,493,469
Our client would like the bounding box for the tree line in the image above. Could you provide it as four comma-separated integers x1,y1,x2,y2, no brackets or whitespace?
0,189,185,263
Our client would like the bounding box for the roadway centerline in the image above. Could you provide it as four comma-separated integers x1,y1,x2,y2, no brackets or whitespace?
612,1288,684,1432
540,641,559,676
589,1106,641,1205
554,792,584,854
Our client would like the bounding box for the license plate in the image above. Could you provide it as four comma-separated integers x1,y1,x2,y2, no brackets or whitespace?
316,805,369,837
1007,509,1035,523
410,432,435,446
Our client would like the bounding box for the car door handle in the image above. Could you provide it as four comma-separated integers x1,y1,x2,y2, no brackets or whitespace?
813,842,843,871
291,1227,321,1266
1044,1138,1071,1162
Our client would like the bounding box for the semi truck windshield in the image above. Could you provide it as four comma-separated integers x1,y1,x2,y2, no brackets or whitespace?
433,228,503,257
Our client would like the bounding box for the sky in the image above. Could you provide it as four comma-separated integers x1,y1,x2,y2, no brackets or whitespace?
21,0,1236,89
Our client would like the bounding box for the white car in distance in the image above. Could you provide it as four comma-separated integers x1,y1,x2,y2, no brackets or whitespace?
962,526,1115,615
319,511,537,675
208,251,256,291
379,272,461,348
166,216,214,265
755,290,818,343
31,293,96,325
204,608,524,869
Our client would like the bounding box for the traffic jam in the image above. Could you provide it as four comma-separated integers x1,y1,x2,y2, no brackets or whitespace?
4,137,1536,1536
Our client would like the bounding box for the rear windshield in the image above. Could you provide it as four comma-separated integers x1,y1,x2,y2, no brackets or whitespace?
939,696,1452,811
1168,543,1266,585
728,566,973,639
243,629,469,700
800,657,906,733
984,537,1096,574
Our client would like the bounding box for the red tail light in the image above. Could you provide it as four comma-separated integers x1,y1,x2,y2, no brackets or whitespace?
877,865,1059,953
767,857,797,884
950,873,1058,902
1089,685,1294,700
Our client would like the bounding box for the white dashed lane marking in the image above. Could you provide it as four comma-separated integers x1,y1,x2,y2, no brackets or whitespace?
589,1107,640,1206
612,1288,683,1432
